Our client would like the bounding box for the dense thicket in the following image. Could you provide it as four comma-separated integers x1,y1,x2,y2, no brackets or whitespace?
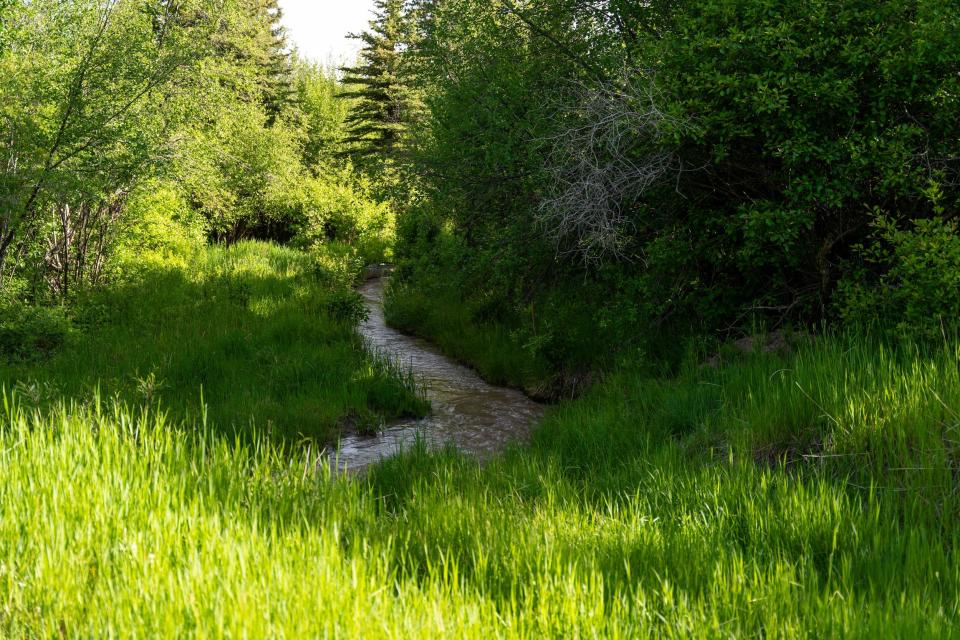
387,0,960,386
4,0,958,384
0,0,393,316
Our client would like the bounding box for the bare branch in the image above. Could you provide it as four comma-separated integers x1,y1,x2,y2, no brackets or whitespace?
536,69,686,263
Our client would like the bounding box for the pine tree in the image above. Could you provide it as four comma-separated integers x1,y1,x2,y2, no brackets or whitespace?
260,0,294,124
210,0,294,123
339,0,418,159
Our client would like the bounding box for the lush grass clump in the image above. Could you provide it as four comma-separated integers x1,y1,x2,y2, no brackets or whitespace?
384,282,551,395
0,241,427,442
1,332,957,636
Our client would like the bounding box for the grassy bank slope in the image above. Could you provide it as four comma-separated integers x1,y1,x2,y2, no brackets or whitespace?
1,333,957,636
384,282,552,396
0,242,426,442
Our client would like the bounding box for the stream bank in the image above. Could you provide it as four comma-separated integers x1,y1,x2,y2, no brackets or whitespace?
329,278,545,471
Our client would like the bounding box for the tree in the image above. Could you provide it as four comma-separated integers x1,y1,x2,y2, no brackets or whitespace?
177,102,304,243
259,0,295,124
294,61,353,170
339,0,419,160
204,0,294,122
0,0,220,290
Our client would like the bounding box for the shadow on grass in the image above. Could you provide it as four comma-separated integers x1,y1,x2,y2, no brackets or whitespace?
0,244,427,443
358,337,960,621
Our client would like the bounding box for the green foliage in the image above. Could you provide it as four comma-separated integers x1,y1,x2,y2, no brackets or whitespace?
3,2,960,635
294,167,396,265
322,288,369,325
294,61,353,167
0,0,394,306
307,240,365,288
116,181,207,256
384,280,549,392
392,0,658,378
178,102,306,242
258,0,295,123
340,0,420,160
0,305,72,362
838,215,960,340
655,0,960,315
390,0,960,382
204,0,295,116
0,242,427,441
0,0,224,280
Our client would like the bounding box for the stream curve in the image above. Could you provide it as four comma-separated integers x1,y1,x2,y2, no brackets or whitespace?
329,278,545,472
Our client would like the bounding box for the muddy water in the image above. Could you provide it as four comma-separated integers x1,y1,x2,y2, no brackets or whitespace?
329,279,545,472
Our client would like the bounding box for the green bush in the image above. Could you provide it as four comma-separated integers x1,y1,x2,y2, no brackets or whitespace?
115,182,207,259
177,103,306,243
838,215,960,340
0,306,72,362
0,275,29,310
323,289,368,325
295,168,395,266
309,241,364,289
392,0,960,382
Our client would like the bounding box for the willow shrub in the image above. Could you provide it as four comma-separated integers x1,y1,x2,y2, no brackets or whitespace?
648,0,960,324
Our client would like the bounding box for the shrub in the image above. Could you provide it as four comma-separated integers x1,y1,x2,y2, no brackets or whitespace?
117,182,207,256
177,104,306,243
0,306,73,362
309,241,364,289
394,0,960,371
838,215,960,340
324,289,368,325
295,168,395,266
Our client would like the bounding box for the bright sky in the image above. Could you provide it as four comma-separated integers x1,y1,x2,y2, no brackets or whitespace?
278,0,377,66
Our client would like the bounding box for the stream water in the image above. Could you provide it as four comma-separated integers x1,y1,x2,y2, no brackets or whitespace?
328,278,545,472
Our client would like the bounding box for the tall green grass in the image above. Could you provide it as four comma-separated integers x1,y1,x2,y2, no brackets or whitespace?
0,241,427,442
0,328,957,636
384,282,550,393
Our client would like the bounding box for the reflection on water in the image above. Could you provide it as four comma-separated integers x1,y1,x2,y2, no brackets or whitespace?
328,279,544,472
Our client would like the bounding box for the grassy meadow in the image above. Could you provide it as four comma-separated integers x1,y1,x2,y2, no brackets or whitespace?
0,241,427,443
1,257,958,636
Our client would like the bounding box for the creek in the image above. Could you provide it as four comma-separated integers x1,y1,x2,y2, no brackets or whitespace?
329,278,545,471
